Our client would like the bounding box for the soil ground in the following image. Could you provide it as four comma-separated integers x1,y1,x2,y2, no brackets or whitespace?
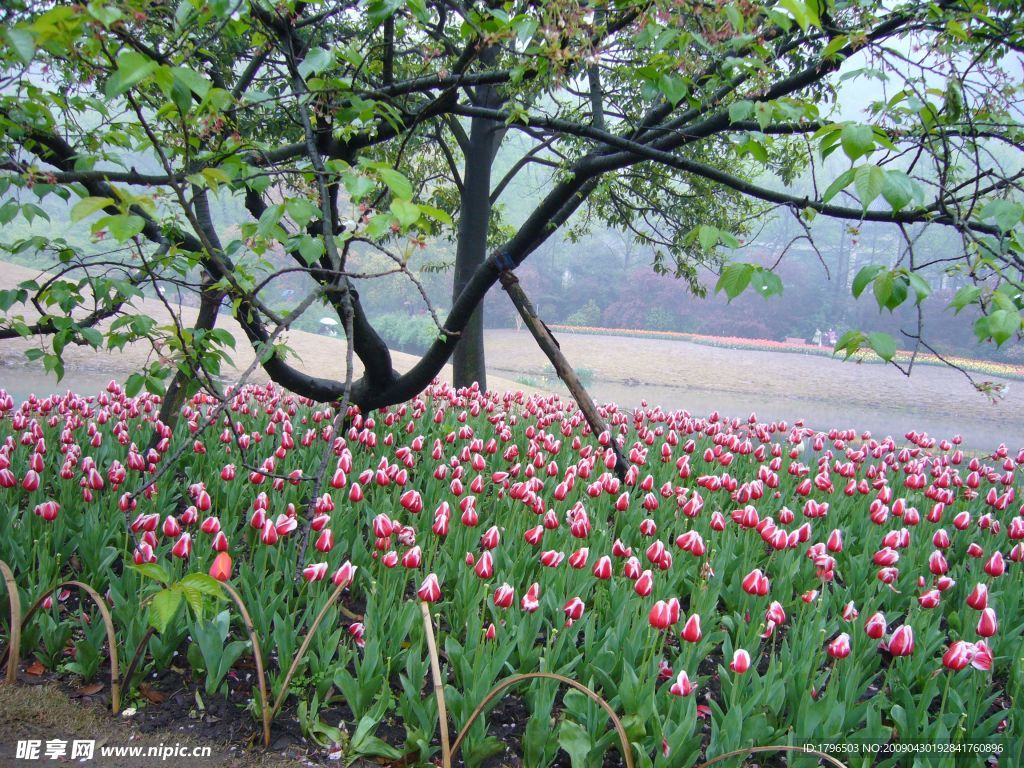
0,683,315,768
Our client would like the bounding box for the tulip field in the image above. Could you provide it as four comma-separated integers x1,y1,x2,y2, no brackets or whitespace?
1,381,1023,767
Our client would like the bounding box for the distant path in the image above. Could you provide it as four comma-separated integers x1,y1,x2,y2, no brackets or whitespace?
485,329,1024,452
0,261,535,399
2,258,1020,451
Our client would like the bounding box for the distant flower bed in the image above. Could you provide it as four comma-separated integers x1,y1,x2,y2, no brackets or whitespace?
549,324,1024,382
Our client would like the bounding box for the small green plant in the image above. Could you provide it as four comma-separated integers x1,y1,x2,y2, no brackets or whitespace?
65,615,106,683
186,610,250,696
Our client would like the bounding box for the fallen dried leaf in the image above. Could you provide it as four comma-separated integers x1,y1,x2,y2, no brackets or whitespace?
25,661,46,676
72,682,104,697
139,682,168,704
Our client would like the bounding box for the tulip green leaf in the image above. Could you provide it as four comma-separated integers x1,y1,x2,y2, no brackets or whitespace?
149,588,184,634
349,689,404,760
557,719,593,767
131,562,171,586
180,582,206,621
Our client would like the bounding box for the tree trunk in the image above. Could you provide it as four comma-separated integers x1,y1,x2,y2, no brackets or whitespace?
151,276,224,446
452,75,504,391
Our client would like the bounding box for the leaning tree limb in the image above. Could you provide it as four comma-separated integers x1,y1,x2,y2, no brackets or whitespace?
499,270,626,481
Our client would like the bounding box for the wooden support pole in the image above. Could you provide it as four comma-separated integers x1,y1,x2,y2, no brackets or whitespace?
500,271,626,480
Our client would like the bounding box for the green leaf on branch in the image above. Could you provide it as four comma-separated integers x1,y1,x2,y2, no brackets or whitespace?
749,268,783,298
978,309,1022,346
822,168,855,203
284,198,319,228
907,273,932,305
298,47,333,79
881,170,921,211
6,28,36,65
657,74,688,106
70,197,113,223
124,373,145,398
698,225,720,251
95,214,145,241
979,199,1023,232
78,326,103,348
833,329,867,359
852,264,885,298
948,285,981,314
715,262,754,301
105,51,158,97
872,271,908,312
377,168,413,200
867,331,896,361
171,66,211,99
779,0,820,31
343,172,374,201
728,100,754,123
840,123,874,161
297,235,324,265
854,164,885,208
390,199,421,228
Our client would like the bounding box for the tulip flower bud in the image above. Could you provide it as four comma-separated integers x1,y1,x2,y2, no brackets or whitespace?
827,633,851,659
729,649,751,674
864,611,886,639
966,583,988,610
680,614,702,643
209,552,232,581
669,670,696,697
417,573,442,603
977,607,998,638
493,583,515,609
592,555,612,580
887,624,914,656
634,569,654,597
